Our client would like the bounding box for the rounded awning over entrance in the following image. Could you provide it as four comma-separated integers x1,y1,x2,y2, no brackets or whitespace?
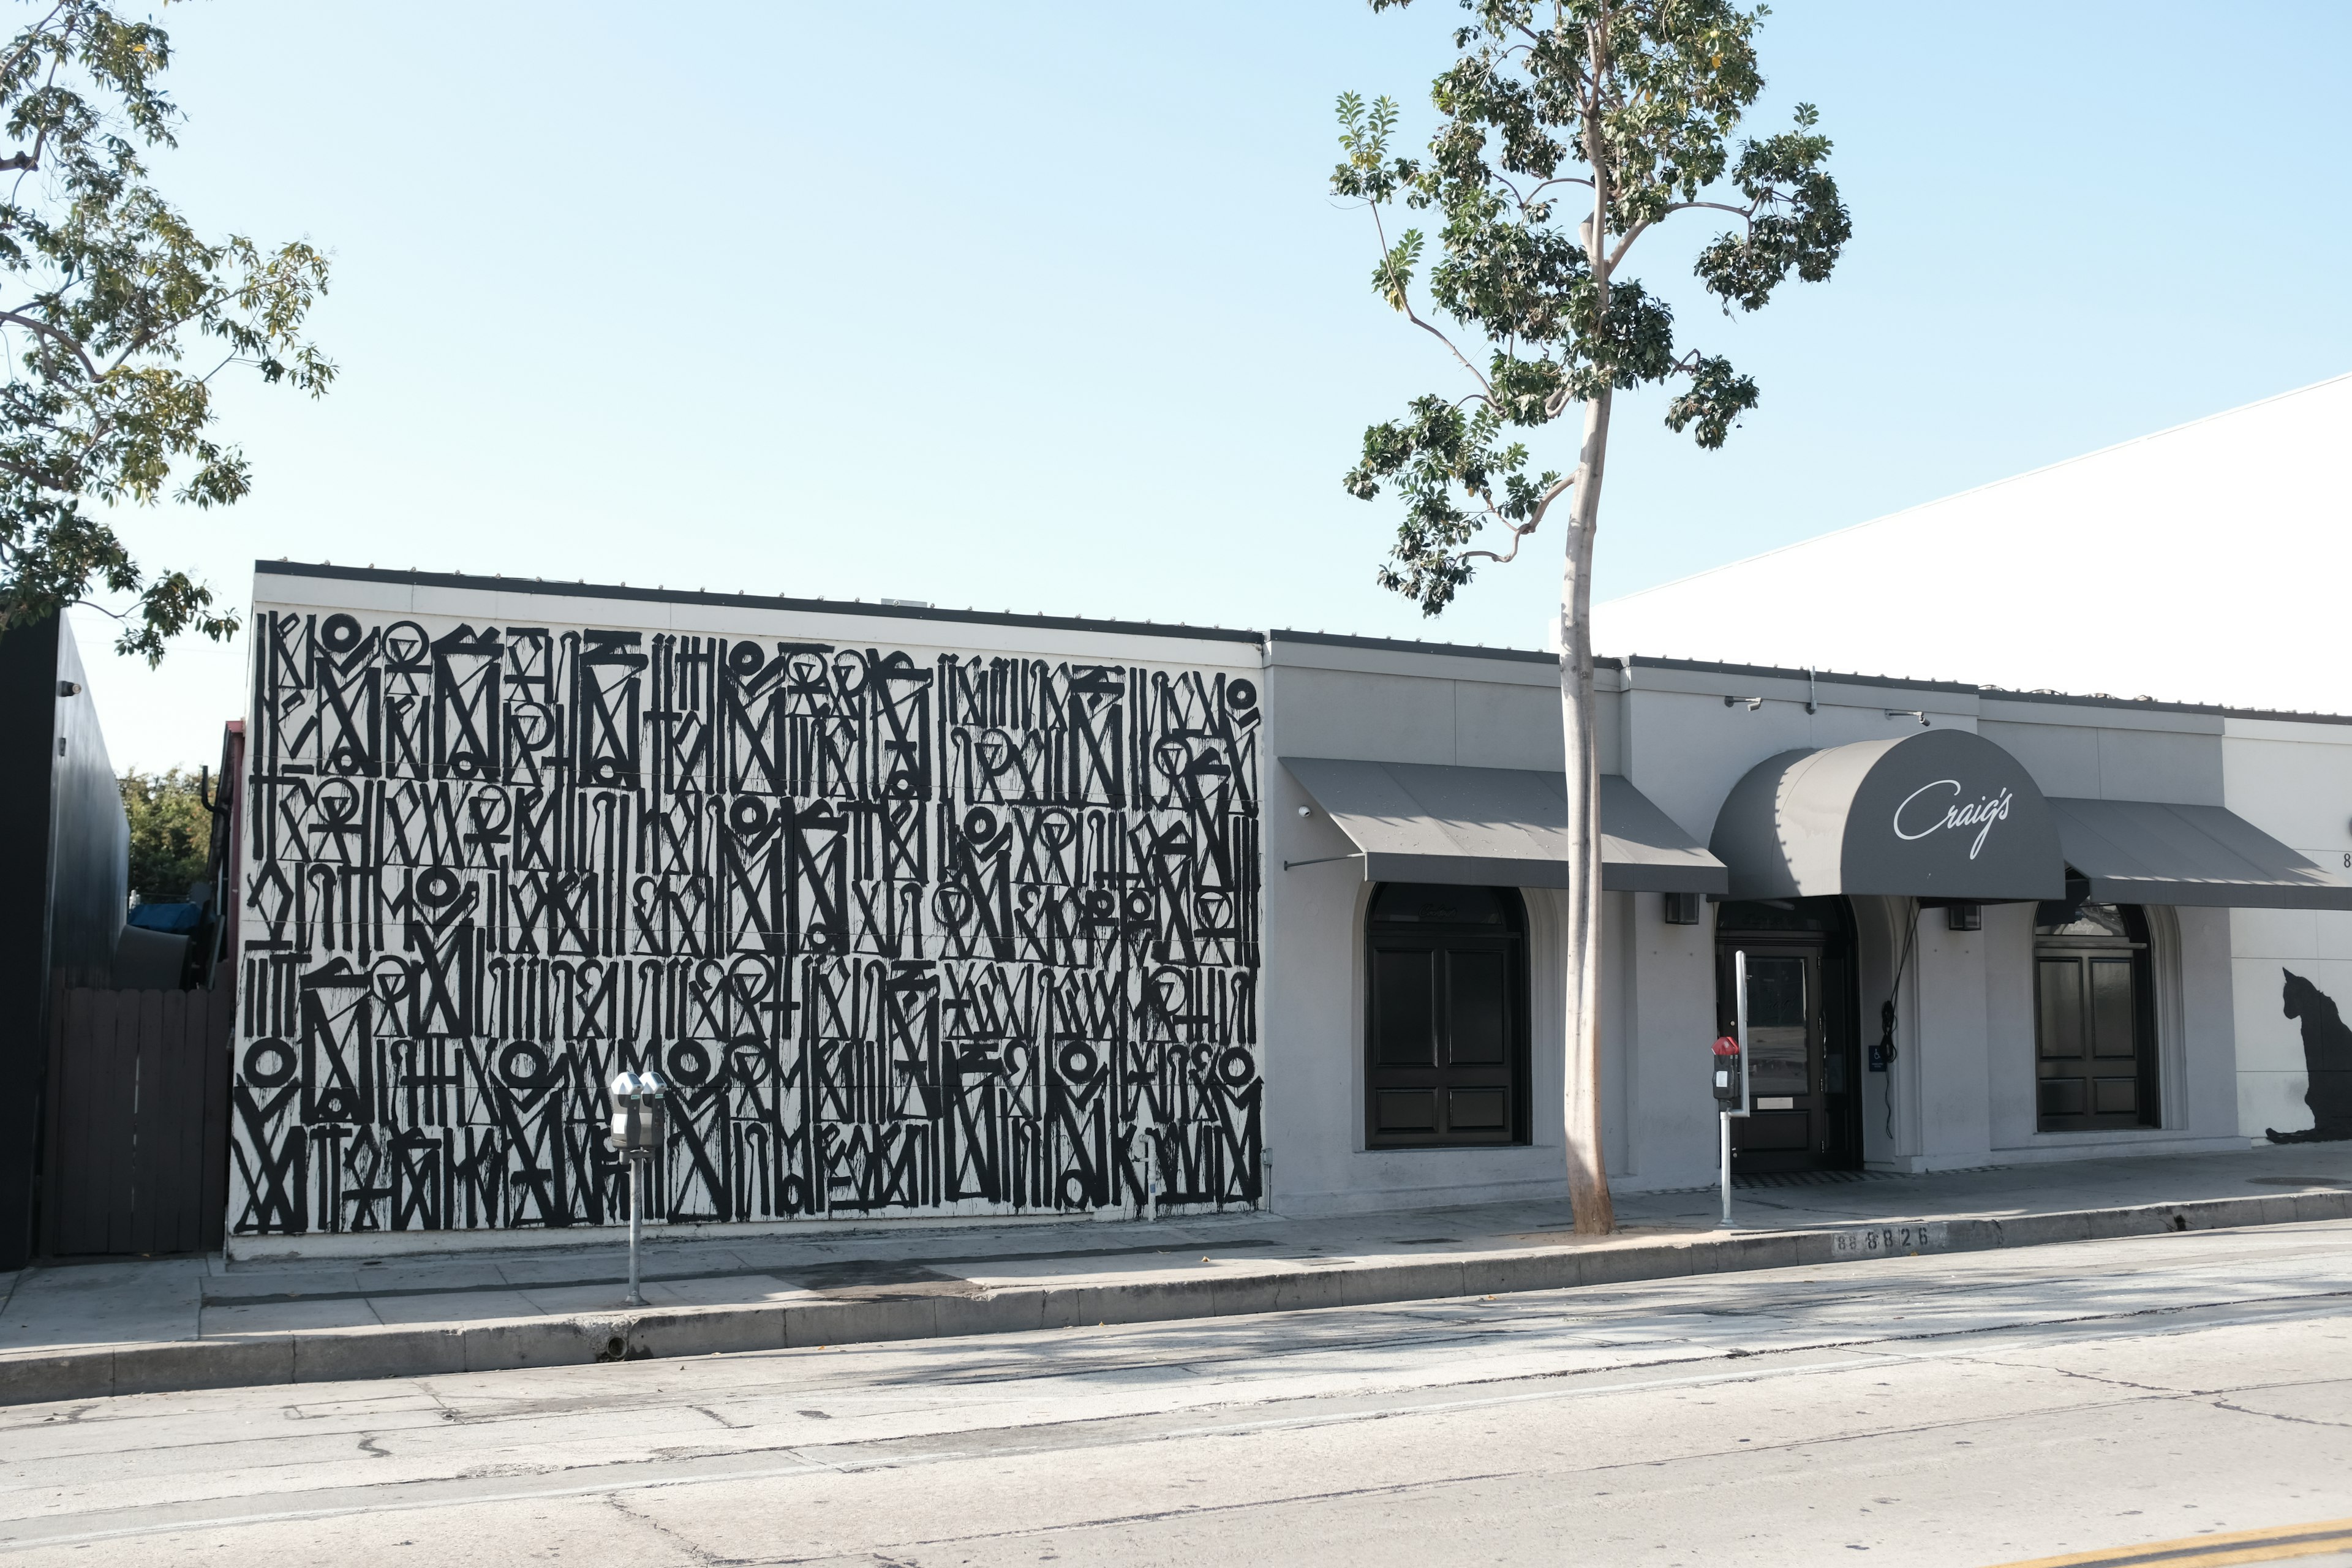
1709,730,2065,902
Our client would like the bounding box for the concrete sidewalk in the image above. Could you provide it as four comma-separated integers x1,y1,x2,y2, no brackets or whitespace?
6,1143,2350,1406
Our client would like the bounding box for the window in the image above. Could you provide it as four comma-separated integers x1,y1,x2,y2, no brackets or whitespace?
2033,894,2159,1131
1365,883,1530,1148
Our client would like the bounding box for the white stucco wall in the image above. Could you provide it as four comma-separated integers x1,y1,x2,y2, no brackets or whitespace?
1617,891,1718,1191
1258,636,1611,1214
1972,698,2245,1161
1257,635,2351,1213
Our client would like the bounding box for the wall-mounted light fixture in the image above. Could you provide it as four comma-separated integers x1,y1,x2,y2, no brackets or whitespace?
56,681,80,697
1663,891,1703,925
1724,695,1764,711
1885,709,1929,726
1945,902,1981,932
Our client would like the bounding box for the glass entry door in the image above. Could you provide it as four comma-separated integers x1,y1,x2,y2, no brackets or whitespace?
1716,902,1860,1174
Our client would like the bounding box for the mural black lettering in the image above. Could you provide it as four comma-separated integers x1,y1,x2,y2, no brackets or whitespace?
230,611,1262,1234
2266,968,2352,1145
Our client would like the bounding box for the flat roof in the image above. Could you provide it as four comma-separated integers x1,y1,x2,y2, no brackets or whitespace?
254,560,1268,647
1621,654,2352,726
253,560,2352,726
1267,627,1579,668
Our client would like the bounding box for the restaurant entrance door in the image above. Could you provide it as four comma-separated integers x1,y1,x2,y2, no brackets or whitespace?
1715,899,1862,1175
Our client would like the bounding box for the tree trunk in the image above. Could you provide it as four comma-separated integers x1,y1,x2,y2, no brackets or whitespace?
1558,384,1615,1235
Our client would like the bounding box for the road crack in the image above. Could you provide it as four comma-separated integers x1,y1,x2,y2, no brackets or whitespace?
2207,1398,2352,1430
604,1489,734,1564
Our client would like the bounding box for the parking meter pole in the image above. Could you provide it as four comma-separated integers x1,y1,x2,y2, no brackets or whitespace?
627,1152,643,1309
1719,1110,1732,1227
1724,949,1752,1229
608,1070,666,1311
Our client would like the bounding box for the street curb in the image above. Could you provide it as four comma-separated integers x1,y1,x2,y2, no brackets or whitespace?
6,1188,2345,1406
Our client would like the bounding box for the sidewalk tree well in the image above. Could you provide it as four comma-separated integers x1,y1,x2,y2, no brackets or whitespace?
0,1,331,664
1332,0,1848,1232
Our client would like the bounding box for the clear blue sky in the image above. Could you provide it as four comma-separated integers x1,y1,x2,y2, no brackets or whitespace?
78,0,2352,767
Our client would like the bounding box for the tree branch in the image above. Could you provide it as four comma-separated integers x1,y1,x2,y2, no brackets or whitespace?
0,4,71,83
1525,175,1596,200
1369,203,1494,396
99,283,232,377
1662,198,1755,224
1605,217,1651,271
6,39,69,203
1458,473,1575,565
0,450,69,488
0,309,98,380
1404,304,1492,394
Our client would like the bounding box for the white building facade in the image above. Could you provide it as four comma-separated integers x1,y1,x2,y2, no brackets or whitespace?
226,563,2352,1245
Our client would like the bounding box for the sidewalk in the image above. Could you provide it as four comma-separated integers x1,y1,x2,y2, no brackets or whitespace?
5,1143,2350,1406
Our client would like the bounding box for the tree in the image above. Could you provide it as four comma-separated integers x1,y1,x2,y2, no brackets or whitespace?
1333,0,1848,1232
121,764,208,902
0,1,331,665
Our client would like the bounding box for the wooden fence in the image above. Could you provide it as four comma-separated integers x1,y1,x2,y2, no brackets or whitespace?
41,986,234,1256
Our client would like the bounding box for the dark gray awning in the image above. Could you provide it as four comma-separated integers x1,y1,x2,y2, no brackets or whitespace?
1709,730,2065,902
1281,758,1728,894
2049,797,2352,910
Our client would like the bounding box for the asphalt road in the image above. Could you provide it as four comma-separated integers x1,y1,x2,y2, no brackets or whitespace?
6,1220,2352,1566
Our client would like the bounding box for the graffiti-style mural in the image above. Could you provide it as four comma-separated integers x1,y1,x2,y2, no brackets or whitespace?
229,609,1262,1234
2266,968,2352,1145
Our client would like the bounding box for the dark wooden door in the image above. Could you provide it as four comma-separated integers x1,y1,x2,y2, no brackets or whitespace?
1367,938,1521,1144
1717,932,1860,1174
40,986,234,1255
2035,951,2147,1128
1365,880,1530,1150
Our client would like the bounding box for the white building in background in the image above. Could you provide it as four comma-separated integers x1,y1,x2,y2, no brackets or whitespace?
1592,372,2352,717
223,559,2352,1253
1577,372,2352,1191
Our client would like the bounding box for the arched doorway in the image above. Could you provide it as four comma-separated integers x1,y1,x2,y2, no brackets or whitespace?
2032,892,2159,1130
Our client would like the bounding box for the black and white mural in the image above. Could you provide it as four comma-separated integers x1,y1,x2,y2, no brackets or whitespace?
229,608,1262,1235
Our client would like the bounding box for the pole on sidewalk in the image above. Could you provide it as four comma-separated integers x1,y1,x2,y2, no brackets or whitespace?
628,1152,644,1309
1142,1107,1158,1224
1720,949,1752,1230
1719,1110,1732,1227
609,1069,667,1311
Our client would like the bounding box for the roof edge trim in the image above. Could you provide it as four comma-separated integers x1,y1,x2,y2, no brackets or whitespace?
253,561,1269,647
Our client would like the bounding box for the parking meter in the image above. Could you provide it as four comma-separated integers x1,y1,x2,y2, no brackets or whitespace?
608,1070,668,1153
609,1069,669,1307
1711,1035,1743,1108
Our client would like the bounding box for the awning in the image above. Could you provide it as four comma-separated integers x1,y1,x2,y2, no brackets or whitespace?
2049,797,2352,910
1709,729,2065,902
1280,758,1728,894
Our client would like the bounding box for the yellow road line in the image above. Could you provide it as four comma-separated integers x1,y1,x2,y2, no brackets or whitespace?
1983,1516,2352,1568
